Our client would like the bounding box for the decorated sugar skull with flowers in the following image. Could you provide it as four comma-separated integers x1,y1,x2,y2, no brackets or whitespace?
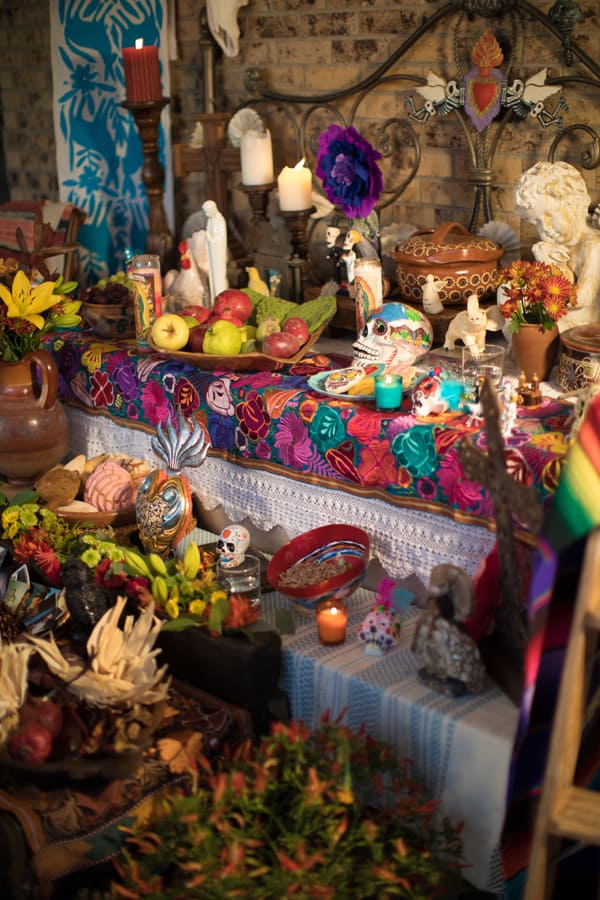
353,301,433,369
218,523,250,568
358,579,403,656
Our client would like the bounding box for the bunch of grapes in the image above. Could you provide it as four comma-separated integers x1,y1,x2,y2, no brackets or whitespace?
81,271,135,306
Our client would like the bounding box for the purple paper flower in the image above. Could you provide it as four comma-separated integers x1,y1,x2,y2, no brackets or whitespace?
316,124,383,219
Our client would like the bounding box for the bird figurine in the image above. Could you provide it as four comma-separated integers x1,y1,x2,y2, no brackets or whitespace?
136,406,211,557
246,265,269,295
411,564,486,696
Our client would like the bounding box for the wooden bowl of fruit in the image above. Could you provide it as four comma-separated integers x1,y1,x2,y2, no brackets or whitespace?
148,290,338,372
80,272,136,339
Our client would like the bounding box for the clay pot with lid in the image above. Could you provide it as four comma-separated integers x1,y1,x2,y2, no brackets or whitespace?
392,221,504,306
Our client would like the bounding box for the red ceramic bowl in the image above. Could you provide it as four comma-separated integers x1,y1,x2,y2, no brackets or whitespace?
267,524,370,611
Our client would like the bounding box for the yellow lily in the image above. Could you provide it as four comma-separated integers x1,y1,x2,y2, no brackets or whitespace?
0,270,61,330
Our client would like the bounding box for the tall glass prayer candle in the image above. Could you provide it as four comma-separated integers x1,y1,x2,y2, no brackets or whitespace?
123,39,162,103
241,129,274,185
277,159,312,211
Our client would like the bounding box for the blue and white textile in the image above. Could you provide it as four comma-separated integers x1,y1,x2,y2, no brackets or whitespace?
49,0,174,283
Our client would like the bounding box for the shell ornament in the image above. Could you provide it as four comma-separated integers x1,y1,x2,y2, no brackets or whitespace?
136,406,210,556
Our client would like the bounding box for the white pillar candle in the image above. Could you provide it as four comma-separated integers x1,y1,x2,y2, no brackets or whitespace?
240,129,274,185
277,159,312,211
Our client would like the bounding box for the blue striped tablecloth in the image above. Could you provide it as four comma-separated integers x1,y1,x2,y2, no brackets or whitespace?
260,586,518,896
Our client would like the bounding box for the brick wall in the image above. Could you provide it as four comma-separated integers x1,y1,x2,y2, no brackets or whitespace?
0,0,599,255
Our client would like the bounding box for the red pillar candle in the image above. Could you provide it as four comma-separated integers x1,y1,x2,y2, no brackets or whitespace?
123,39,162,103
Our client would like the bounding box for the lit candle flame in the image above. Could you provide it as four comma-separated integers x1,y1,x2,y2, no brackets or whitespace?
135,37,144,50
294,158,305,170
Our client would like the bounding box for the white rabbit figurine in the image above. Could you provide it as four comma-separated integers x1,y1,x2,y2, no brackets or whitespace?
444,293,504,357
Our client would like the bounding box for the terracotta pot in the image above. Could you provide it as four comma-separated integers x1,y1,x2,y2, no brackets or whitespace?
0,349,68,482
557,323,600,391
392,221,504,306
511,323,560,382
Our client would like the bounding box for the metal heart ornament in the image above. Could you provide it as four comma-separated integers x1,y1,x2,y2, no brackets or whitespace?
136,469,194,556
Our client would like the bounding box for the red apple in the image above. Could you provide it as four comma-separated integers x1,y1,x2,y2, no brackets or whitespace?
213,289,253,324
186,323,209,352
180,305,211,324
283,316,310,345
262,331,301,358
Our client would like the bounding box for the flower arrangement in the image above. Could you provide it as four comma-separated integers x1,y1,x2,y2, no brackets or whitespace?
316,124,383,222
114,717,464,899
0,266,81,362
120,544,260,634
498,259,577,333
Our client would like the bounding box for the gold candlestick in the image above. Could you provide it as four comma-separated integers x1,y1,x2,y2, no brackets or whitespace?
240,181,276,224
122,97,177,272
281,205,316,302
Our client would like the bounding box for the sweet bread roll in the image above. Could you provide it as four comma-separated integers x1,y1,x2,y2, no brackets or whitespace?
83,460,135,512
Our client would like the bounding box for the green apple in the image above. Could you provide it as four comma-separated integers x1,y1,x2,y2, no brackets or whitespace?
182,314,201,329
202,319,243,355
256,317,281,341
150,313,190,350
238,324,257,344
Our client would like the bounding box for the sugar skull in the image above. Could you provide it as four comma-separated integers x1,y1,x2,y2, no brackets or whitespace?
353,301,433,369
218,524,250,568
358,602,402,656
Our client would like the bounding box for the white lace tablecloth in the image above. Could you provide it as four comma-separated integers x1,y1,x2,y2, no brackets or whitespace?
65,406,497,583
259,585,517,894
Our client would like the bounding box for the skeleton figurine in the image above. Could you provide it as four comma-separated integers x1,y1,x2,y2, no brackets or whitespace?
136,406,210,557
411,564,486,696
217,524,250,569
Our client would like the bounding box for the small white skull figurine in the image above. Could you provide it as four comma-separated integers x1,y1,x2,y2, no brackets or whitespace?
217,524,250,568
358,601,401,656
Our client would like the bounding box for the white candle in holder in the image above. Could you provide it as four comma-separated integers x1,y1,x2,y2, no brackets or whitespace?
240,129,274,185
277,159,312,211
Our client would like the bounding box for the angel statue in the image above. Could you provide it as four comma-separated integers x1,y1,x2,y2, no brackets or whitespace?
514,161,600,330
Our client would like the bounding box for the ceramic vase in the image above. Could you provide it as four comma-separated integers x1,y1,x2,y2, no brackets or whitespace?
0,349,68,482
511,323,560,382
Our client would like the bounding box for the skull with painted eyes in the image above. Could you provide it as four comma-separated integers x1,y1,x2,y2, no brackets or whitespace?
352,301,433,369
217,523,250,568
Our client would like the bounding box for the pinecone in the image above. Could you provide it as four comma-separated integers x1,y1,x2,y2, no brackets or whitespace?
0,604,21,642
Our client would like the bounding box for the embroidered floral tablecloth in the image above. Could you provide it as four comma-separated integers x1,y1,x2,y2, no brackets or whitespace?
43,331,572,531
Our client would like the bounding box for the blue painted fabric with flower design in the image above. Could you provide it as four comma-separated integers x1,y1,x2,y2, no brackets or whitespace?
43,331,574,533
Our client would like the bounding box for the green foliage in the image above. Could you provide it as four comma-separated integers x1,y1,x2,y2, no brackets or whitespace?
114,719,463,899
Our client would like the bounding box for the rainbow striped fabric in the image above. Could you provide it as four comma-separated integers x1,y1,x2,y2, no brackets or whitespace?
503,391,600,894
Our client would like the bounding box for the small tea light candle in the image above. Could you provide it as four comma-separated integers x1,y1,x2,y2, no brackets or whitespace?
241,129,274,185
316,599,348,645
374,373,402,410
277,159,312,211
123,38,162,103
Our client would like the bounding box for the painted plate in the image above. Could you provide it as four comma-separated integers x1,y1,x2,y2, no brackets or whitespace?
307,365,384,401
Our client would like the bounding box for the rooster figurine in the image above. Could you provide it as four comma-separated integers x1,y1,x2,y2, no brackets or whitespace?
136,406,210,557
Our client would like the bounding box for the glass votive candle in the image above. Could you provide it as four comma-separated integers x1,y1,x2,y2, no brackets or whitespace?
217,554,262,609
374,372,402,411
316,598,348,646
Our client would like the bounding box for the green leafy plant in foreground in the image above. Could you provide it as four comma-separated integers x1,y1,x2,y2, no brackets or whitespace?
113,718,464,899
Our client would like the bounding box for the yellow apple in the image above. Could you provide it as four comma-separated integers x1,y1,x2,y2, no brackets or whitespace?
202,319,243,355
150,313,190,350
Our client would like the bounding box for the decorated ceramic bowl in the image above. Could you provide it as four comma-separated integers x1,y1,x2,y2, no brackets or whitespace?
392,221,504,306
267,524,370,612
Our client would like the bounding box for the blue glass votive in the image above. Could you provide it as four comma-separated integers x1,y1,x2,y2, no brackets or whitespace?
374,373,402,410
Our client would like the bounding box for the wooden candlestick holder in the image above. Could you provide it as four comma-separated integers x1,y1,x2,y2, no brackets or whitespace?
122,97,177,272
240,182,276,224
281,206,316,302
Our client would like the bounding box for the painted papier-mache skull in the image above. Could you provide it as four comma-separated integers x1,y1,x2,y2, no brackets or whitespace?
136,406,210,557
353,301,433,369
218,524,250,568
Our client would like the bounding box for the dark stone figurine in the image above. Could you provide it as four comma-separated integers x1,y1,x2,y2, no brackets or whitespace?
61,556,108,644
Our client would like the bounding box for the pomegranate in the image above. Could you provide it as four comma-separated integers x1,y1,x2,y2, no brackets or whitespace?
20,698,64,738
8,721,53,764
